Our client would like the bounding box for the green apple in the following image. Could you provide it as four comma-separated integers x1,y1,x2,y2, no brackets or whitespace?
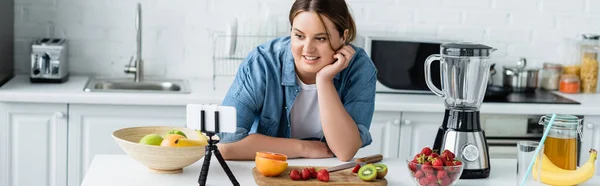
166,129,187,138
139,134,163,146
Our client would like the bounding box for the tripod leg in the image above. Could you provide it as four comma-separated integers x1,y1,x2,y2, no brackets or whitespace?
213,148,240,186
198,145,213,186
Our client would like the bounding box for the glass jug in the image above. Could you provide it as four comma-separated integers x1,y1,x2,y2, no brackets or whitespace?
539,114,582,170
424,42,496,110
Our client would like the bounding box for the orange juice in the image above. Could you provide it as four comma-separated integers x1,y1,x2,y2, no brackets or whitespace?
544,136,578,170
539,114,581,171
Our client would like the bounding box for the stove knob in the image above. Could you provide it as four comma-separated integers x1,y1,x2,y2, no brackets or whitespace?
461,144,479,162
393,119,400,125
587,123,594,129
404,120,412,125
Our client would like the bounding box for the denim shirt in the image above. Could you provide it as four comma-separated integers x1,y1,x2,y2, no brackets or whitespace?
218,36,377,148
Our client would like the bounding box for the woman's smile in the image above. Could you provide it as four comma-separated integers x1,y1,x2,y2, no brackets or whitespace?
303,55,321,64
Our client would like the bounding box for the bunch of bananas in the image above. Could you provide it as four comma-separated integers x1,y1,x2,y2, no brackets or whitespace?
533,149,597,186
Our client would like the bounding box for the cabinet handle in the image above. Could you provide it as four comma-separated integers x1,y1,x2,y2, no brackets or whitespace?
393,119,401,125
404,120,412,125
588,123,594,129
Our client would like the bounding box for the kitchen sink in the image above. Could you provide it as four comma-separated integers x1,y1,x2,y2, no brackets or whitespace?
83,77,191,93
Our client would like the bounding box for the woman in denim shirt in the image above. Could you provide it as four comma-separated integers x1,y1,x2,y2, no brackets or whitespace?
218,0,377,162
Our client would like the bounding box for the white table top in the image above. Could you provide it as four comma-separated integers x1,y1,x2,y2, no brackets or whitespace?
81,155,600,186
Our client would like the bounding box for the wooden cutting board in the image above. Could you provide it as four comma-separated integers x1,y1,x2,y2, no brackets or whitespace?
252,166,387,186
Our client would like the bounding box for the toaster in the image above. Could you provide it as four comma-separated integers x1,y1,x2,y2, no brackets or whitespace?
30,38,69,83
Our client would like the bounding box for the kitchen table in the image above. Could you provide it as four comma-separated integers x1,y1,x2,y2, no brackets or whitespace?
81,155,600,186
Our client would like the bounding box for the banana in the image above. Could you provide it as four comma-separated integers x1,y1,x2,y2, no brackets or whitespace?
532,149,597,186
175,138,208,147
533,153,571,173
195,129,209,143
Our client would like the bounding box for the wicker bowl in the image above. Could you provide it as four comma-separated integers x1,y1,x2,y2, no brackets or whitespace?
112,126,206,174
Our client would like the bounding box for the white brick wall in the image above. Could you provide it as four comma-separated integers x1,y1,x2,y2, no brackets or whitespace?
13,0,600,81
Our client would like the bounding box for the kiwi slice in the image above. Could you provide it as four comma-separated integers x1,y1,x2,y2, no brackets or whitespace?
374,164,388,179
358,164,378,181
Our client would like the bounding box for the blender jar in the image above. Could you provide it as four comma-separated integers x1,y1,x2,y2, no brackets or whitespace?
539,114,582,170
424,42,496,110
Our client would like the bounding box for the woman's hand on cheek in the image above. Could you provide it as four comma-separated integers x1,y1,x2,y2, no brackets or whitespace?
316,45,356,81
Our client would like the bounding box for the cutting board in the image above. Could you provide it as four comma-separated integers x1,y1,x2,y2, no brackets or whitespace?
252,166,387,186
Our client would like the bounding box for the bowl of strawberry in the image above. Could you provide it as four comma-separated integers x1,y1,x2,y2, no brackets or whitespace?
406,147,464,186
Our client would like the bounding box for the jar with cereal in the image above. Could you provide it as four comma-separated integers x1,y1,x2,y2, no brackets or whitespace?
579,34,600,93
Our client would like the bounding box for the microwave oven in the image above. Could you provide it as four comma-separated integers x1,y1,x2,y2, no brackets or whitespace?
363,36,451,94
0,0,14,87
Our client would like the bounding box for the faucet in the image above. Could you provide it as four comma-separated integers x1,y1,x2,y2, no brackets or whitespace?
124,3,143,82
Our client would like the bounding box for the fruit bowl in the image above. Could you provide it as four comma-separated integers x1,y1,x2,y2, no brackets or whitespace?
112,126,207,174
406,158,464,186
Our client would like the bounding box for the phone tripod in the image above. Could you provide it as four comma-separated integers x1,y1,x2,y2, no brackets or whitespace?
197,110,239,186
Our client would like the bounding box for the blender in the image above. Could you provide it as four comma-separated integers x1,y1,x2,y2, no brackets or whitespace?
425,42,496,179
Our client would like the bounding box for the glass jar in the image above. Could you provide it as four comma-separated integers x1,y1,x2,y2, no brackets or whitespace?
541,63,562,90
559,74,580,94
579,34,600,93
539,114,582,170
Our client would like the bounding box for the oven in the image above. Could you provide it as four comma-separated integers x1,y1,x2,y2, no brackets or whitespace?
363,36,450,94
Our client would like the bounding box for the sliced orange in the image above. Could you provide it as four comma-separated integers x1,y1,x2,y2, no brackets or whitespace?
255,156,288,177
256,151,288,161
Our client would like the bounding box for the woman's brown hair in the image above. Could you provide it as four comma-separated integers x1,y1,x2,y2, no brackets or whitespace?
289,0,357,51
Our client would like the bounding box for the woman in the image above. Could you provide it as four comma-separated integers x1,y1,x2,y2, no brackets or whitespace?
217,0,377,162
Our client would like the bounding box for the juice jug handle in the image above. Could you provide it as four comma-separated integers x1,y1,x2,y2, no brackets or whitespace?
425,54,445,98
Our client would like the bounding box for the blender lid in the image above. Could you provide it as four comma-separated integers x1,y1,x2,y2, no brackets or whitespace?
441,42,495,57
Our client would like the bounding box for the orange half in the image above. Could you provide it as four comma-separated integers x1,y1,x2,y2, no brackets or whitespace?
255,156,288,177
256,151,288,161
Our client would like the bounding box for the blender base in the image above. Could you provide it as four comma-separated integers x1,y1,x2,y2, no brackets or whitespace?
461,168,491,179
432,109,491,179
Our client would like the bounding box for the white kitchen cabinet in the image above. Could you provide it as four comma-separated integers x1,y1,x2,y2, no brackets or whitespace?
398,112,445,160
580,115,600,175
355,111,401,159
66,104,186,186
0,103,68,186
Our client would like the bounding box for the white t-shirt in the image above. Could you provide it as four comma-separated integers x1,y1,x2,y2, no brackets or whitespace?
290,76,323,139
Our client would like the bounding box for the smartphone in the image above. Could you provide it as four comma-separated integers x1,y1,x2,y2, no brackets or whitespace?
186,104,237,133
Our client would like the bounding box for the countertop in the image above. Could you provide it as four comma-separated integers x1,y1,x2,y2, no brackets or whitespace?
1,75,599,115
81,154,600,186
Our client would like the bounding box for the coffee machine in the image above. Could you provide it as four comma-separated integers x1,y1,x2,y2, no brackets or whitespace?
425,42,495,179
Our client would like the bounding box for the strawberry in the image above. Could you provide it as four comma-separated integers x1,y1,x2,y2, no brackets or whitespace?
317,169,329,182
454,160,462,165
409,161,417,173
437,170,447,179
418,178,429,185
442,150,455,160
422,162,434,174
414,153,422,161
429,153,439,159
309,169,317,179
414,170,425,178
439,154,449,163
421,147,433,156
445,161,456,172
289,169,301,180
427,183,438,186
432,158,444,166
426,174,437,184
352,164,361,173
414,153,427,164
302,168,310,180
